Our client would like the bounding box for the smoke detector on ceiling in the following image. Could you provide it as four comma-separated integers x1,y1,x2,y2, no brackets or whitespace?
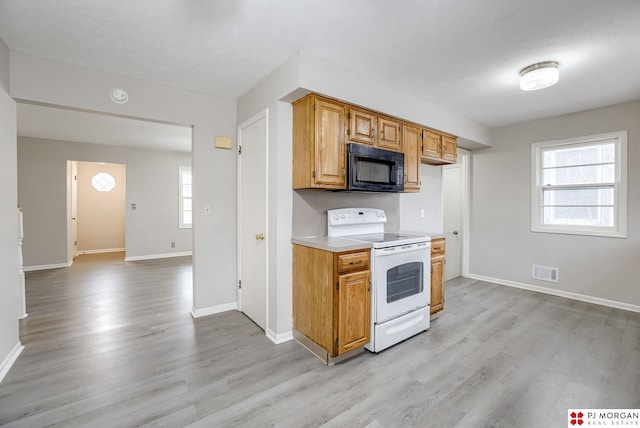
109,88,129,104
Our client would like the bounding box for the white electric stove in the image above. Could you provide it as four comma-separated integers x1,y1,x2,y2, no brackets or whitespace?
327,208,431,352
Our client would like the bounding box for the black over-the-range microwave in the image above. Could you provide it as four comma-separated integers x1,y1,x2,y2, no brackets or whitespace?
346,143,405,192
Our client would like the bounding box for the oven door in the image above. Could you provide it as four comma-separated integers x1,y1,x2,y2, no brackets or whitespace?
373,242,430,324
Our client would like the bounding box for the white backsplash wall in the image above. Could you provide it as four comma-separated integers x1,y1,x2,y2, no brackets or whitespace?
292,189,400,237
398,164,443,234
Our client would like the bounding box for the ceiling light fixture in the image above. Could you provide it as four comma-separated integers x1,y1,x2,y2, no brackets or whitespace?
109,87,129,104
519,61,559,91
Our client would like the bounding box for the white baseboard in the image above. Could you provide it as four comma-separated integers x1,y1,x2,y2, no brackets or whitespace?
466,273,640,314
267,329,294,344
23,260,72,272
0,342,24,384
190,302,237,318
125,251,192,262
77,248,125,255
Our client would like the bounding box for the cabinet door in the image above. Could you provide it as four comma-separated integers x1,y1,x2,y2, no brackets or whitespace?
348,107,376,146
337,270,371,355
430,256,445,315
403,124,421,192
442,135,457,163
422,129,441,159
314,98,346,188
377,117,402,152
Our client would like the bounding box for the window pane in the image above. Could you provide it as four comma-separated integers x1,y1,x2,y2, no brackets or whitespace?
183,184,192,198
543,206,614,227
542,142,615,168
183,211,192,225
182,171,192,185
543,187,614,206
542,164,614,186
92,172,116,192
183,198,192,211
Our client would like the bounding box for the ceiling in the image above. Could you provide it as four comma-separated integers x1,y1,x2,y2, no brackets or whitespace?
2,0,640,148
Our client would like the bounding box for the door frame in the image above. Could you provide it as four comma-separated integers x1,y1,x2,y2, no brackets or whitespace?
236,108,269,333
442,148,471,278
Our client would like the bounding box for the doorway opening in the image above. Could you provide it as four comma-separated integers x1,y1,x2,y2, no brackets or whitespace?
68,160,126,261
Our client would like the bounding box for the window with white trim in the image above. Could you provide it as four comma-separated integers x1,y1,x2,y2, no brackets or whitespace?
179,166,192,229
531,131,627,238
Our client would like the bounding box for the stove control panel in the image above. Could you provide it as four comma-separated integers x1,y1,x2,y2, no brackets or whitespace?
327,208,386,227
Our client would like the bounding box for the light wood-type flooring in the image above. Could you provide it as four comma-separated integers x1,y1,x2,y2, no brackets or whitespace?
1,252,639,427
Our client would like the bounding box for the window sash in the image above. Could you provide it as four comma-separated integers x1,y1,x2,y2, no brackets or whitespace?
179,166,192,229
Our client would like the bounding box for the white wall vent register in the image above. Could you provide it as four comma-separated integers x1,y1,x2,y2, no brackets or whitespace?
532,264,559,283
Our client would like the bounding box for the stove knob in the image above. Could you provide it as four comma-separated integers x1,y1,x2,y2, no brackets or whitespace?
376,211,381,217
340,214,346,219
381,212,386,218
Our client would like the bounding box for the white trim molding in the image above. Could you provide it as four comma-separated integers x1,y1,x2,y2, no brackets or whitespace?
266,329,293,345
125,251,192,262
467,273,640,314
23,260,72,272
77,248,125,255
0,342,25,384
190,302,238,318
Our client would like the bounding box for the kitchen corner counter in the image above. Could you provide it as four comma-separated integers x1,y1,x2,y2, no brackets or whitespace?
291,236,372,253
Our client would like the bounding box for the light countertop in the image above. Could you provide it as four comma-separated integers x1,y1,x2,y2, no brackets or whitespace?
291,236,372,253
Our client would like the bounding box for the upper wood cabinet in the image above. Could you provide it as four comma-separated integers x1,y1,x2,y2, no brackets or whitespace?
347,106,376,146
293,95,346,190
347,108,402,153
442,135,457,163
292,92,458,191
378,116,402,152
402,124,421,192
422,129,457,165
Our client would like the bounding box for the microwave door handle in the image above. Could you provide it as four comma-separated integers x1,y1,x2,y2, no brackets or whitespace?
391,164,400,184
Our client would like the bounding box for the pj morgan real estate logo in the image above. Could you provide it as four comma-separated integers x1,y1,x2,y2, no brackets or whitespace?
569,409,640,426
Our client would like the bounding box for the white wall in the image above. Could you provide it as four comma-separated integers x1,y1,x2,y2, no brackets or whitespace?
293,190,400,237
10,52,237,313
399,164,444,234
237,51,492,339
76,161,126,253
18,137,192,267
0,38,21,382
469,100,640,309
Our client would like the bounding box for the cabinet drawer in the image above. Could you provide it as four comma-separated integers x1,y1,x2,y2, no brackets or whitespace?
431,239,445,256
337,251,370,274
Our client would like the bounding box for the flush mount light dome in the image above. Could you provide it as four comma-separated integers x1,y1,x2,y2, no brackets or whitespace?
519,61,559,91
109,87,129,104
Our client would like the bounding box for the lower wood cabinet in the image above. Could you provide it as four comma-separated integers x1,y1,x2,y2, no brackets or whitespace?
292,244,371,361
430,237,445,315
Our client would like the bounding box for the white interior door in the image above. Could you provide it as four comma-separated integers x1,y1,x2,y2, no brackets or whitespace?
443,164,462,280
238,110,268,331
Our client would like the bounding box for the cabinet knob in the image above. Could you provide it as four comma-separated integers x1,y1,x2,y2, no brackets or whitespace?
255,233,265,241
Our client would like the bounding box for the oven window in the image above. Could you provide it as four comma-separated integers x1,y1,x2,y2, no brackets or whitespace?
356,158,391,184
387,262,424,303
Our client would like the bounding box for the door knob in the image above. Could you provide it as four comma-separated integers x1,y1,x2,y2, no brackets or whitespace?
452,231,459,235
255,233,265,241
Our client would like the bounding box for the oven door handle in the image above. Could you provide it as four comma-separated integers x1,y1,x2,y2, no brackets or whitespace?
374,244,430,256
